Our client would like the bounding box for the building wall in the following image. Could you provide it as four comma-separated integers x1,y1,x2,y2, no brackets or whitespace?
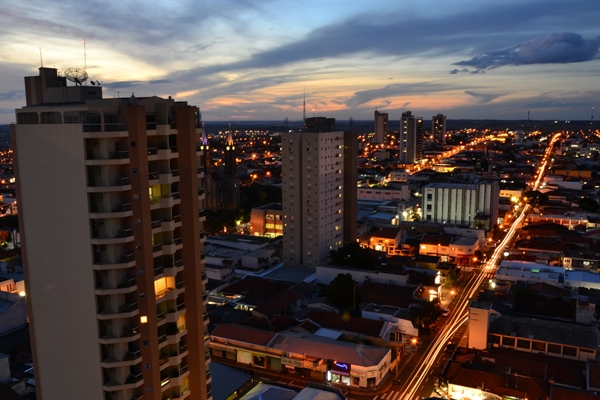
14,123,104,397
357,186,410,201
374,111,388,144
0,292,27,335
422,182,499,227
282,131,345,268
13,78,211,400
468,305,490,350
250,207,282,237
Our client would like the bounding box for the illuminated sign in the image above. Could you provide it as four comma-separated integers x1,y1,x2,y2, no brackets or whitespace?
331,362,351,375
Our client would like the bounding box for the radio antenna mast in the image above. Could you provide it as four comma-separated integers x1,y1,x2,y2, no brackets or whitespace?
82,39,87,85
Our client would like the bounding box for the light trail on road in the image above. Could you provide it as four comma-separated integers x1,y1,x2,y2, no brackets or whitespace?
398,132,561,400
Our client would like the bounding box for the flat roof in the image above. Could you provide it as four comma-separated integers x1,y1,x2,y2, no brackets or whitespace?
489,315,599,350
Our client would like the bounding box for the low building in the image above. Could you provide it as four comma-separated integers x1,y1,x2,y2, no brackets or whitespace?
209,324,391,389
250,203,283,237
359,227,406,256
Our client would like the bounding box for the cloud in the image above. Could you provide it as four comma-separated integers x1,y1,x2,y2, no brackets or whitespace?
454,32,600,71
345,82,454,107
449,68,469,75
464,91,505,104
0,90,24,101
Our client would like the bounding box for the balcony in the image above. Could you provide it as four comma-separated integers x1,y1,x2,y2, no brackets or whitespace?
149,171,159,181
151,219,162,229
198,209,206,219
153,243,164,254
197,187,204,197
115,177,131,186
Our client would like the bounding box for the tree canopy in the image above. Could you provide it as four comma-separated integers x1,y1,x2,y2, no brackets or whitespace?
323,273,361,308
329,242,379,270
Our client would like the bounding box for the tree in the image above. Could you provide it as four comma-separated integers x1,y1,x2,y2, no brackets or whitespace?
329,242,379,270
579,197,600,212
524,190,548,206
323,273,361,308
410,299,443,331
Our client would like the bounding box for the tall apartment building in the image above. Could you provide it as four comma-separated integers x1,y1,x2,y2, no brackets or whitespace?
12,67,211,400
399,111,424,164
432,113,447,144
282,118,357,268
421,181,499,228
374,110,388,144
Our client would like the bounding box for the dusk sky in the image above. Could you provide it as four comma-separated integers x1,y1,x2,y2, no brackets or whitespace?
1,0,599,124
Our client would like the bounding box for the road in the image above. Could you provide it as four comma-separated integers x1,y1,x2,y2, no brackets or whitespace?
393,133,562,400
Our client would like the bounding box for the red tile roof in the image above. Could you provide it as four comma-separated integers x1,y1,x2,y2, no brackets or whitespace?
211,324,276,346
252,289,303,318
305,310,385,337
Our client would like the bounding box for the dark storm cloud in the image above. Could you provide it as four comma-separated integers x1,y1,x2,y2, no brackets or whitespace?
455,33,600,71
345,83,454,107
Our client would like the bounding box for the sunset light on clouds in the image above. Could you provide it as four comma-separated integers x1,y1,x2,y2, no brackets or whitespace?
0,0,599,123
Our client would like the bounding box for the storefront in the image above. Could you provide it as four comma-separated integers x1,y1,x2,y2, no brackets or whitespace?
329,362,351,386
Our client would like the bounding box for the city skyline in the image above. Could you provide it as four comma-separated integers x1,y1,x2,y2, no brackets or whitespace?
1,0,599,124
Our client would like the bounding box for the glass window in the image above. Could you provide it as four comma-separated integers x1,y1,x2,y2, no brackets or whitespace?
548,343,561,354
502,337,515,347
40,112,62,123
532,341,546,352
562,346,577,357
17,112,39,124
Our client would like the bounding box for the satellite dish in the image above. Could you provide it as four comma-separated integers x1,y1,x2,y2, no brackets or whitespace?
64,68,88,86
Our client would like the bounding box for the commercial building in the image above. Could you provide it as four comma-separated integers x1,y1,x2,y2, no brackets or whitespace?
374,110,388,144
432,113,446,144
282,118,357,268
250,203,283,237
12,67,211,400
399,111,424,164
421,181,499,229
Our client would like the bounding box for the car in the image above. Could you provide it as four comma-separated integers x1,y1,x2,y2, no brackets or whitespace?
441,308,450,317
445,343,456,353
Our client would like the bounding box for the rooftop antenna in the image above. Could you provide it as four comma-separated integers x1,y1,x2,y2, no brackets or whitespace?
349,117,354,131
39,47,43,67
82,39,87,85
303,88,306,124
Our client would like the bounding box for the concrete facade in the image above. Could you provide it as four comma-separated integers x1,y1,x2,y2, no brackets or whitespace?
13,67,211,400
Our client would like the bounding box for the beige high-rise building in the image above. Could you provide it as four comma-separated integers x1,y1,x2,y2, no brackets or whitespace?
399,111,424,164
12,67,212,400
432,113,447,144
374,110,388,144
282,118,357,268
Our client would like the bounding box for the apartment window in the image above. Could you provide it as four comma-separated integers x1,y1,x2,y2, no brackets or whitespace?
516,339,531,350
488,334,500,344
531,341,546,352
64,111,85,123
501,337,515,347
562,346,577,357
17,112,39,124
40,111,62,124
427,193,433,201
547,343,561,354
426,205,432,211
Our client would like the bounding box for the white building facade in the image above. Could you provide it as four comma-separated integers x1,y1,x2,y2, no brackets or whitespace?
421,181,499,228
